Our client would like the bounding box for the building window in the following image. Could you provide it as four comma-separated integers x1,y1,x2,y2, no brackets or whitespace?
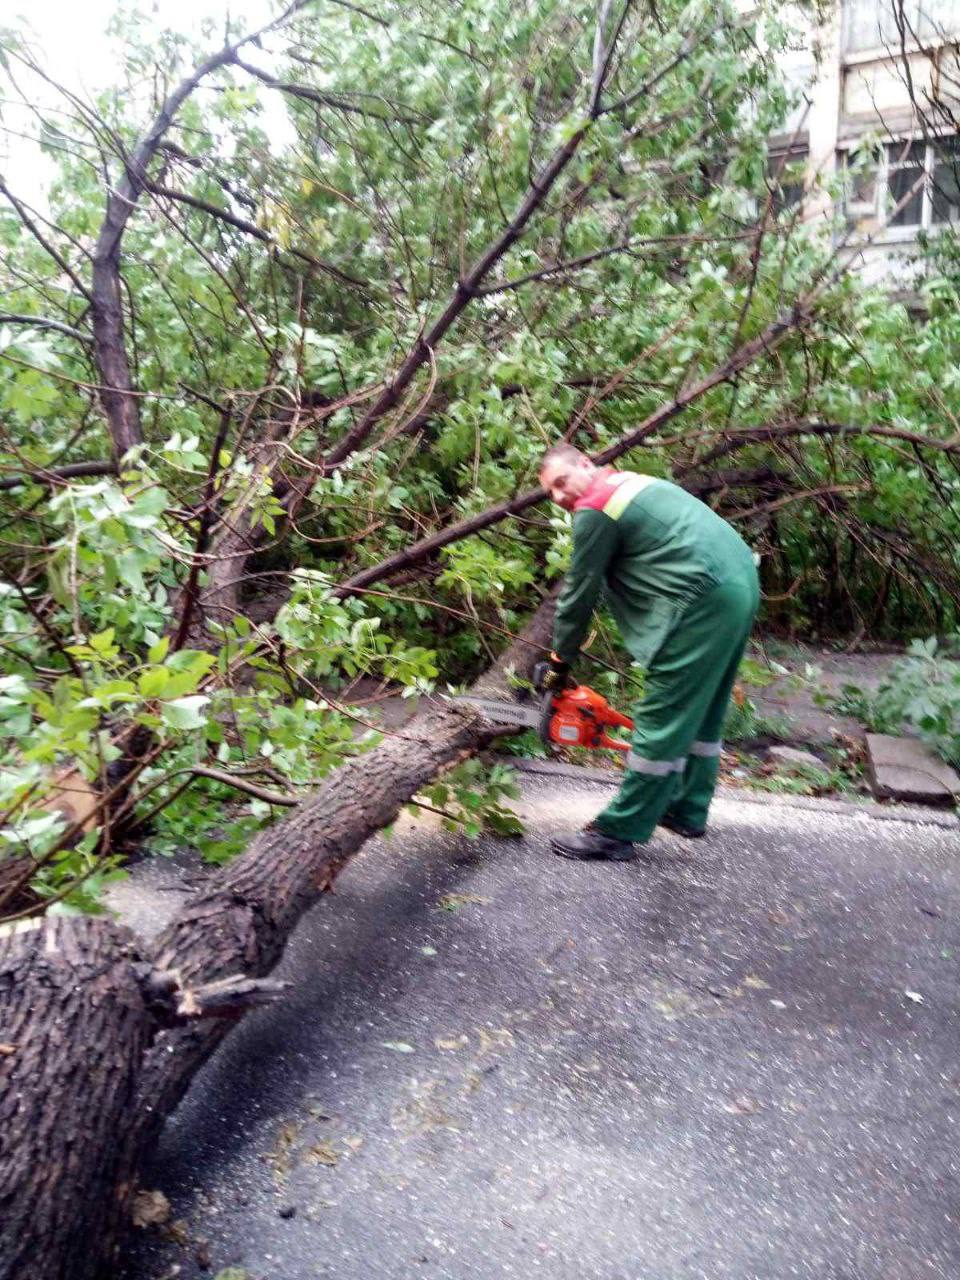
931,139,960,220
767,148,809,216
888,141,925,225
843,0,960,55
842,137,960,232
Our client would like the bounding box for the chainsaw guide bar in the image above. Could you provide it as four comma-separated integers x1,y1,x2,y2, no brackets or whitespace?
450,685,633,753
449,696,541,729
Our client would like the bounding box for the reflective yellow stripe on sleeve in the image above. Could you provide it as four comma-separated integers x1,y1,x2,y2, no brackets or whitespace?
601,472,656,521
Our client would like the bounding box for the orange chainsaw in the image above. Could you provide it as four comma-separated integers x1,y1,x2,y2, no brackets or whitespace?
456,662,634,753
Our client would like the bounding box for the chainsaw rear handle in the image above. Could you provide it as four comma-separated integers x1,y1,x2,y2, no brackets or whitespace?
596,702,634,751
537,684,634,753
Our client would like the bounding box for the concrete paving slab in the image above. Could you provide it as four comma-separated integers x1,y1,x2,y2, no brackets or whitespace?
745,647,890,746
119,778,960,1280
867,733,960,806
767,746,823,769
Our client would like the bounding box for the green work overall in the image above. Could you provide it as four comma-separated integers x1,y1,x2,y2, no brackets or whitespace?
552,470,759,841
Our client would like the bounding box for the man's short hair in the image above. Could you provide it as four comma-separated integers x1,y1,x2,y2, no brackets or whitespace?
540,442,586,472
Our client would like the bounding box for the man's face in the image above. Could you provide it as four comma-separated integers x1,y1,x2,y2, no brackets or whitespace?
540,454,595,511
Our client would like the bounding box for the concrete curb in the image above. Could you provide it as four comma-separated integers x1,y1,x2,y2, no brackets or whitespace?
503,755,960,830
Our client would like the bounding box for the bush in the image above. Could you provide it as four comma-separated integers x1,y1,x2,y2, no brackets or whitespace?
832,636,960,767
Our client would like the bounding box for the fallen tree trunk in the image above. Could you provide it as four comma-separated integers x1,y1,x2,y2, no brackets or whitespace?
0,917,155,1280
0,595,555,1280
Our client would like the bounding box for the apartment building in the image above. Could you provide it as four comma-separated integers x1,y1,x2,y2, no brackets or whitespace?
769,0,960,284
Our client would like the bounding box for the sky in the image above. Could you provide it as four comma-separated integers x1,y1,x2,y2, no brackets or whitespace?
2,0,291,207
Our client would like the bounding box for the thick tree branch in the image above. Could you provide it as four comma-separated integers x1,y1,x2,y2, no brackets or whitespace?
673,420,960,475
0,460,116,492
145,182,369,288
90,0,315,462
235,57,425,124
0,313,91,344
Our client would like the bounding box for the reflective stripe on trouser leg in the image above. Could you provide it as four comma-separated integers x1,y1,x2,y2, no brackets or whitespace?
690,740,722,757
595,752,687,841
625,752,687,775
593,768,682,844
664,753,720,833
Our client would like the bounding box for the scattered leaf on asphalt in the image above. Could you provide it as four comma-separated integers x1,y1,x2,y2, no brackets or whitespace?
437,893,491,912
381,1040,416,1053
904,989,924,1003
723,1095,761,1115
343,1135,364,1153
477,1027,515,1053
165,1219,190,1246
195,1239,212,1270
306,1140,340,1167
0,1043,17,1055
214,1271,248,1280
767,909,789,925
420,945,438,955
461,1070,483,1096
743,975,771,990
653,991,699,1020
131,1189,171,1229
770,999,787,1010
435,1034,470,1051
266,1120,300,1183
391,1078,458,1135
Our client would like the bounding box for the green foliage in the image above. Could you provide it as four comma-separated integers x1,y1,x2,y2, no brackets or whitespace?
723,693,795,744
829,636,960,766
501,728,551,759
748,759,857,797
737,657,778,689
415,760,523,838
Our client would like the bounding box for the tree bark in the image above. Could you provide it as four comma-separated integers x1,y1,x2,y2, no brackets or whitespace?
0,917,154,1280
0,595,554,1280
89,3,311,462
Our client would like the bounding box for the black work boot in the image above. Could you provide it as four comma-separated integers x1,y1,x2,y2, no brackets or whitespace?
657,813,705,839
551,828,638,862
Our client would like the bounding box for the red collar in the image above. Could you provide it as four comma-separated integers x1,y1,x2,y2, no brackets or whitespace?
573,468,620,512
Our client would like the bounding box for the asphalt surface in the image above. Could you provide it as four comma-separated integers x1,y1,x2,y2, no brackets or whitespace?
120,775,960,1280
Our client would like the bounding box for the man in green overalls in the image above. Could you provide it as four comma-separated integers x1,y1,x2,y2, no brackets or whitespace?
539,444,759,861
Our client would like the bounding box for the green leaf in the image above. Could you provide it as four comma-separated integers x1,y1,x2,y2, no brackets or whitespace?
148,635,170,664
159,695,210,730
138,667,171,698
88,628,116,655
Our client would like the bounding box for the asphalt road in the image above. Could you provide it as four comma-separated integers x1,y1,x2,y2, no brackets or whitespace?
120,775,960,1280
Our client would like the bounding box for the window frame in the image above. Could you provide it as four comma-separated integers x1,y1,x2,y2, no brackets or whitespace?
840,133,960,239
766,144,810,217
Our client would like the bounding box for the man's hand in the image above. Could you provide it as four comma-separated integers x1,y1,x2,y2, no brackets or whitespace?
540,653,574,692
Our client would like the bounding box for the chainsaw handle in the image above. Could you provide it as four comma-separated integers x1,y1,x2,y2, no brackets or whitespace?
604,707,634,732
597,705,632,752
